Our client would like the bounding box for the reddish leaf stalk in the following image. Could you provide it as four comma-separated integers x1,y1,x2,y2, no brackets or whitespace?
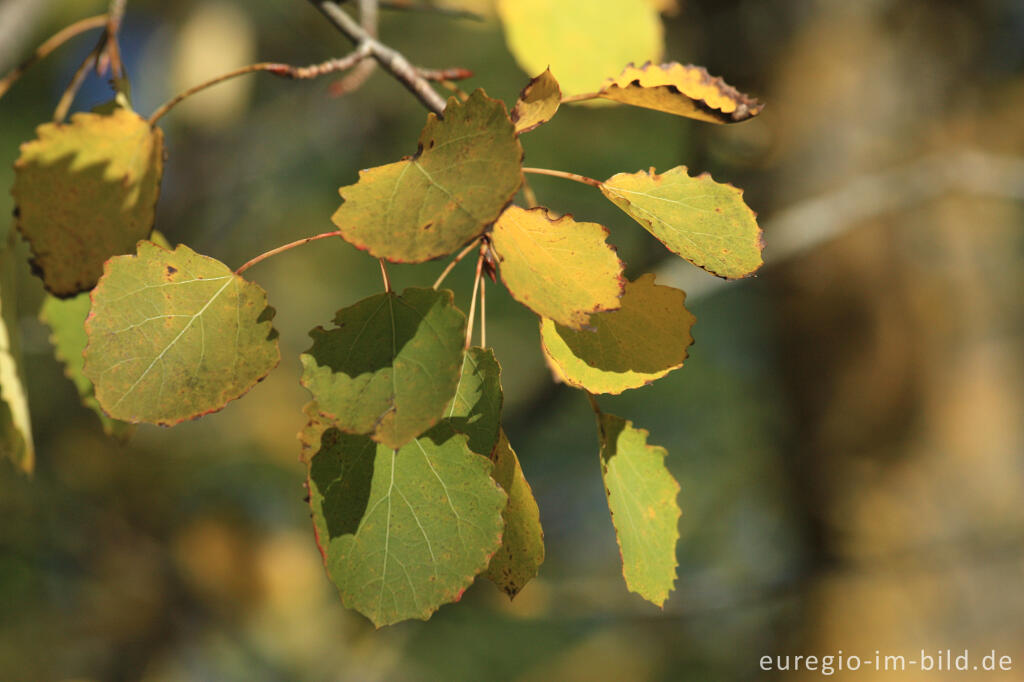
523,167,603,188
234,231,344,275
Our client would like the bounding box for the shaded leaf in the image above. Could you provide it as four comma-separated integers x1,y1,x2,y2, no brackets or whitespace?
496,0,662,96
589,62,763,124
82,241,280,425
512,69,561,134
301,287,466,450
486,430,544,598
0,241,33,474
12,108,164,296
598,413,680,606
491,206,625,329
541,274,695,394
332,90,522,263
304,412,506,627
40,293,134,438
445,347,503,458
601,166,763,278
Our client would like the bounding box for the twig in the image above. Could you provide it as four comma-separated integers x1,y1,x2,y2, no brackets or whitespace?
378,1,485,22
465,250,484,349
53,49,98,121
379,258,392,292
101,0,127,78
235,230,343,275
521,175,540,208
433,237,481,289
329,0,378,97
0,14,107,101
417,67,473,81
148,48,370,125
523,166,603,188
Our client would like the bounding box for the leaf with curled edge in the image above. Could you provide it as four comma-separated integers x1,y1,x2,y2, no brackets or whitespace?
601,166,763,279
581,62,763,124
303,409,506,627
82,241,280,425
598,413,680,607
300,287,466,450
541,274,695,395
12,108,164,296
491,206,625,329
511,69,561,134
331,89,522,263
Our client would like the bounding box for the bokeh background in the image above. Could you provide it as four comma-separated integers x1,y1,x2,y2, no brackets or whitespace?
1,0,1023,679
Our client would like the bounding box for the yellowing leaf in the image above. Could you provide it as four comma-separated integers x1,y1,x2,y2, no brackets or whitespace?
598,414,680,607
589,62,763,124
486,430,544,599
541,274,695,394
332,90,522,263
301,288,466,450
304,413,506,627
82,242,280,426
496,0,663,96
12,108,164,296
601,166,763,279
512,69,561,134
491,206,624,329
1,243,33,474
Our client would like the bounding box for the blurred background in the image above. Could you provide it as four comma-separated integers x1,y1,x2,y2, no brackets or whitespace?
1,0,1022,679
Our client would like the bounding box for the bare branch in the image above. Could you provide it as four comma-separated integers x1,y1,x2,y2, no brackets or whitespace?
0,14,107,101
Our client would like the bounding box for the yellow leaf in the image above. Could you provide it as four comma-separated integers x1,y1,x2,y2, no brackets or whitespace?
511,68,561,134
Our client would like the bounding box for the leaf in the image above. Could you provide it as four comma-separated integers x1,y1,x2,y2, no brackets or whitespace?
445,347,503,458
511,69,561,134
491,206,625,329
332,90,523,263
588,62,763,124
40,293,134,438
601,166,763,279
12,108,164,296
304,412,507,627
486,430,544,598
540,274,695,394
301,287,466,450
82,241,280,426
597,413,680,606
496,0,663,96
0,242,33,474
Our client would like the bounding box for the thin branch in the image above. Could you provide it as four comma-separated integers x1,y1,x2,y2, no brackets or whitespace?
147,48,370,125
416,66,473,82
235,230,343,275
464,250,485,349
378,1,485,22
328,0,378,96
379,258,392,293
0,14,107,101
53,49,98,121
561,91,600,104
521,175,540,208
102,0,127,78
433,236,481,289
523,166,603,188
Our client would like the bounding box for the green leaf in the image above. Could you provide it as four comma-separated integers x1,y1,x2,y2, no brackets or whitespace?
496,0,663,96
540,274,695,394
598,413,680,606
486,430,545,598
601,166,763,279
445,347,503,458
491,206,625,329
82,241,280,426
0,242,33,474
332,90,523,263
12,108,164,296
40,293,134,439
301,287,467,450
512,68,562,134
304,412,507,627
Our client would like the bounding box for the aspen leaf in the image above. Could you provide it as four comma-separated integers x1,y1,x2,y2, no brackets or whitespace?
601,166,763,279
332,90,522,263
1,243,33,474
511,69,561,134
540,274,695,394
12,108,164,296
496,0,662,96
590,62,763,124
301,288,466,450
486,430,545,599
82,242,280,426
445,347,503,458
598,414,680,607
303,412,506,627
491,206,625,329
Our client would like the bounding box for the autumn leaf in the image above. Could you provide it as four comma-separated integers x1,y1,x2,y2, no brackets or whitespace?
598,413,680,606
445,347,503,458
601,166,763,278
541,274,695,394
301,288,466,450
0,241,33,474
82,241,280,425
512,69,561,134
12,108,164,296
332,90,522,263
491,206,625,329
